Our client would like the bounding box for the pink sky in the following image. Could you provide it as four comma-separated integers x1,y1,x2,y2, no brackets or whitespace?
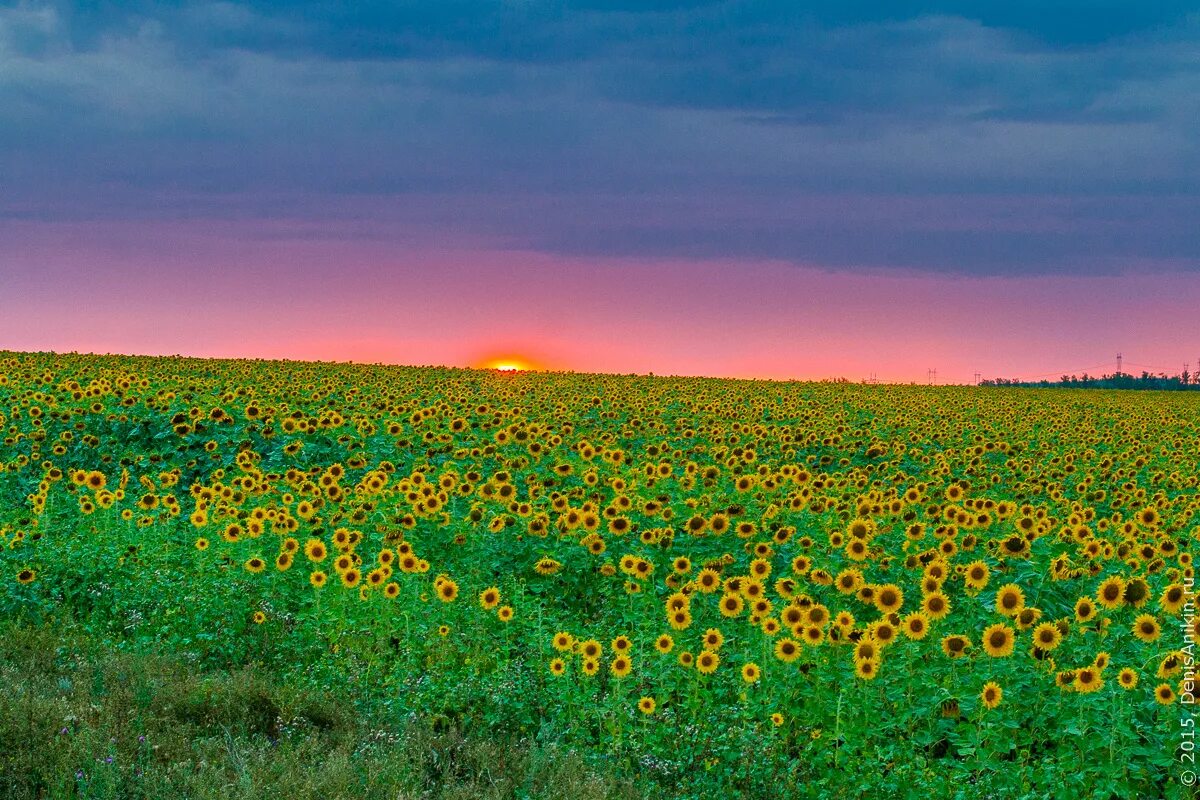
2,218,1196,384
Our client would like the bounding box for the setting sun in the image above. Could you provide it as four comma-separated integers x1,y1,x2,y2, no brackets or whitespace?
483,357,534,373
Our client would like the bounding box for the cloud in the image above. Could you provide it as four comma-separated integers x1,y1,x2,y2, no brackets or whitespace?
1,1,1197,277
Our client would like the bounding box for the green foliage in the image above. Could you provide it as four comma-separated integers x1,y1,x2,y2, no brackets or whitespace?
0,351,1195,799
0,623,633,800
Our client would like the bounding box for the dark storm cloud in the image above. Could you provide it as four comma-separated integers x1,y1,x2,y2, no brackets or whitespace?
1,1,1197,275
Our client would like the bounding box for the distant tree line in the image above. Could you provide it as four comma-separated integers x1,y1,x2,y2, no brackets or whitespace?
981,371,1200,391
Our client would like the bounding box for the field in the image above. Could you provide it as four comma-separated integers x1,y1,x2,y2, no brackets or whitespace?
0,350,1195,799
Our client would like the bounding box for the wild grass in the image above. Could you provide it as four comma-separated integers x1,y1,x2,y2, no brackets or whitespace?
0,622,637,800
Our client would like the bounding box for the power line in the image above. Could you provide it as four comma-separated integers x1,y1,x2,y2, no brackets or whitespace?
993,362,1114,382
987,357,1199,384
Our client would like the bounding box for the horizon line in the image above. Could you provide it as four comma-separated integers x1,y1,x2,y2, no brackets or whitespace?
0,346,1146,388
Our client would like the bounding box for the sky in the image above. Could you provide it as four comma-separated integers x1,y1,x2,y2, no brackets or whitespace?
1,1,1198,383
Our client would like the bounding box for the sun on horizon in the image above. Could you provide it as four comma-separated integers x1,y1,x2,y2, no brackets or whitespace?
482,356,535,373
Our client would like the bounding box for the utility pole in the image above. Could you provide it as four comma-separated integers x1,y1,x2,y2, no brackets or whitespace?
1116,352,1122,375
973,371,981,386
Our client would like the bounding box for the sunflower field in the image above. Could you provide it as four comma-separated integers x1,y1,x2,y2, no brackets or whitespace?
0,351,1195,799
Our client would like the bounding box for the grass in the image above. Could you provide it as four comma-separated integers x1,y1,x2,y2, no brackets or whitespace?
0,622,638,800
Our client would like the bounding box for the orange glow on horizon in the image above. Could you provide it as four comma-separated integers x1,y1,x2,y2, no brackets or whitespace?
482,356,537,373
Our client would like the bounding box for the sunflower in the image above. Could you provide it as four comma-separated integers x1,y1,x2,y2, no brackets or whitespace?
1015,607,1041,630
479,586,501,610
1074,597,1097,622
869,621,897,647
941,634,971,658
637,696,656,715
668,608,693,630
252,611,266,625
980,681,1002,710
582,659,600,677
805,605,829,627
340,568,361,588
16,569,36,585
982,623,1015,657
654,634,674,654
678,650,695,669
534,557,562,576
774,638,800,663
854,658,880,680
964,560,990,590
696,568,721,593
309,570,328,588
1118,668,1138,690
553,631,575,652
781,606,805,628
835,569,862,595
1094,575,1126,609
854,640,879,662
437,579,459,602
902,612,931,640
1154,683,1176,705
771,712,785,727
1073,667,1103,694
994,583,1025,616
696,651,720,674
921,591,951,620
874,584,904,614
1132,613,1161,643
1160,584,1188,614
741,662,761,684
579,639,603,660
1123,577,1150,607
665,592,690,613
549,658,566,677
245,557,266,574
194,537,209,551
719,593,745,618
496,605,514,622
1031,622,1061,651
383,582,400,599
845,539,869,561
